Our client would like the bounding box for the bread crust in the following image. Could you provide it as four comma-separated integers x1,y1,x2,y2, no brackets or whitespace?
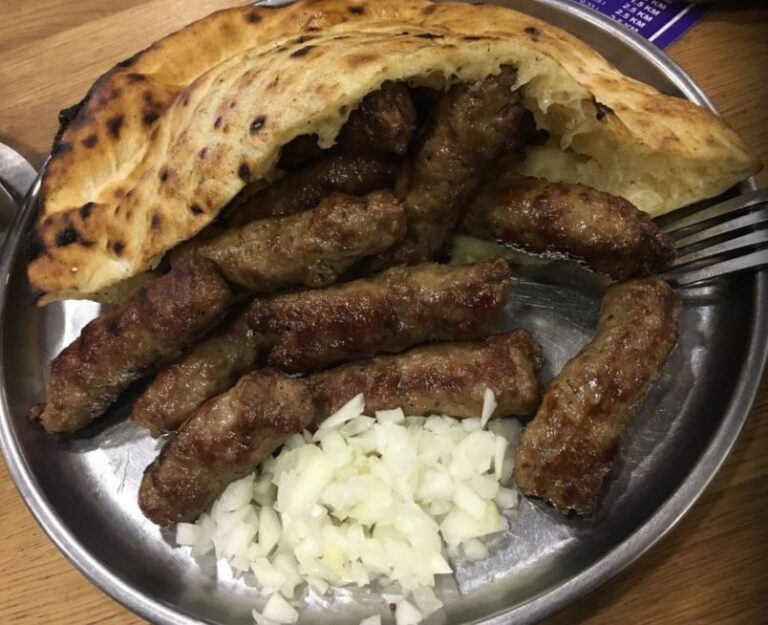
28,0,759,304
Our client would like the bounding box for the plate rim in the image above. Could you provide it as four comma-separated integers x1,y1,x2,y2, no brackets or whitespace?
0,2,765,624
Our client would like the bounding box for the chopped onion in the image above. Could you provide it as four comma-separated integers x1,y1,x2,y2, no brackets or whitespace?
251,611,279,625
462,538,489,561
251,557,287,594
495,486,519,509
320,393,365,429
217,474,255,512
395,598,423,625
175,522,200,547
181,395,522,625
411,586,443,618
376,407,405,424
261,593,299,624
257,507,281,556
480,387,497,427
359,616,382,625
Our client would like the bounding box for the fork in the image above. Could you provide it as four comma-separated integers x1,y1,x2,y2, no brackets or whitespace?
655,188,768,287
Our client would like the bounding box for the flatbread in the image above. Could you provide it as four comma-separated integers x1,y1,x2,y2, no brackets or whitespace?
27,0,759,305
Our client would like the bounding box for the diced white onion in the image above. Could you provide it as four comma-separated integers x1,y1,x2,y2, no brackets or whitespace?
258,507,282,556
319,393,365,429
180,395,522,625
261,593,299,624
462,538,489,561
395,598,423,625
175,522,200,547
217,474,255,512
411,586,443,618
375,407,405,424
495,486,519,509
251,611,279,625
480,387,497,427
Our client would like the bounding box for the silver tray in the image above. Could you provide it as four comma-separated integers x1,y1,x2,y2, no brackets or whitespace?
1,1,765,624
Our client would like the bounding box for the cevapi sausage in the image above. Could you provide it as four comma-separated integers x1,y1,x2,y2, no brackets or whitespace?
461,173,676,279
514,277,681,515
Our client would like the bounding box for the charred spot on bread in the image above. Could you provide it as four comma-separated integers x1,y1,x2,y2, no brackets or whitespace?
52,141,72,157
159,167,171,183
595,101,614,121
115,51,140,70
524,26,540,37
348,5,365,14
348,54,379,67
79,202,94,220
198,147,209,160
190,204,204,216
126,73,147,83
82,134,98,148
56,222,81,248
245,9,262,23
151,213,163,229
112,241,125,255
250,116,266,134
143,110,160,126
214,116,224,129
238,162,251,182
290,46,314,58
106,114,124,138
25,229,47,261
417,33,444,40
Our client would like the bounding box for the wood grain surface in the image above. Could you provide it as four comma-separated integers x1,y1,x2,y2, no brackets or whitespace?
1,1,766,624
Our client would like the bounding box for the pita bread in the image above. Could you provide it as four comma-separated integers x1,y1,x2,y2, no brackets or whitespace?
27,0,759,305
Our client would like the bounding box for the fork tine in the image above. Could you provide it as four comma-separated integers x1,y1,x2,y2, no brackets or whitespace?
658,188,768,235
665,249,768,286
672,230,768,268
673,206,768,251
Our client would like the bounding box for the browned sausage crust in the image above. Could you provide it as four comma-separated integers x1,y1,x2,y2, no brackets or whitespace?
193,190,407,292
139,370,314,526
278,81,417,169
140,330,543,526
514,277,681,515
247,258,511,373
461,173,676,279
309,329,543,423
334,81,418,156
37,193,406,434
32,257,233,434
131,310,268,437
374,66,524,267
225,153,399,227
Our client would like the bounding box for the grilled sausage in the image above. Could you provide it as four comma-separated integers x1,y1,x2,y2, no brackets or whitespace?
309,330,543,422
32,257,233,434
139,370,314,526
514,277,681,515
140,331,542,526
461,173,676,279
334,81,417,156
36,193,405,434
248,258,511,373
278,81,417,169
374,66,524,267
225,153,399,227
131,310,268,437
193,190,406,292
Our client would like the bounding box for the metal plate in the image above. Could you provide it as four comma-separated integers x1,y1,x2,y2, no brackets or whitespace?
0,1,765,624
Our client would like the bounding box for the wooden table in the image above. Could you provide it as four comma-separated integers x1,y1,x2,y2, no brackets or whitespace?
1,1,766,624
